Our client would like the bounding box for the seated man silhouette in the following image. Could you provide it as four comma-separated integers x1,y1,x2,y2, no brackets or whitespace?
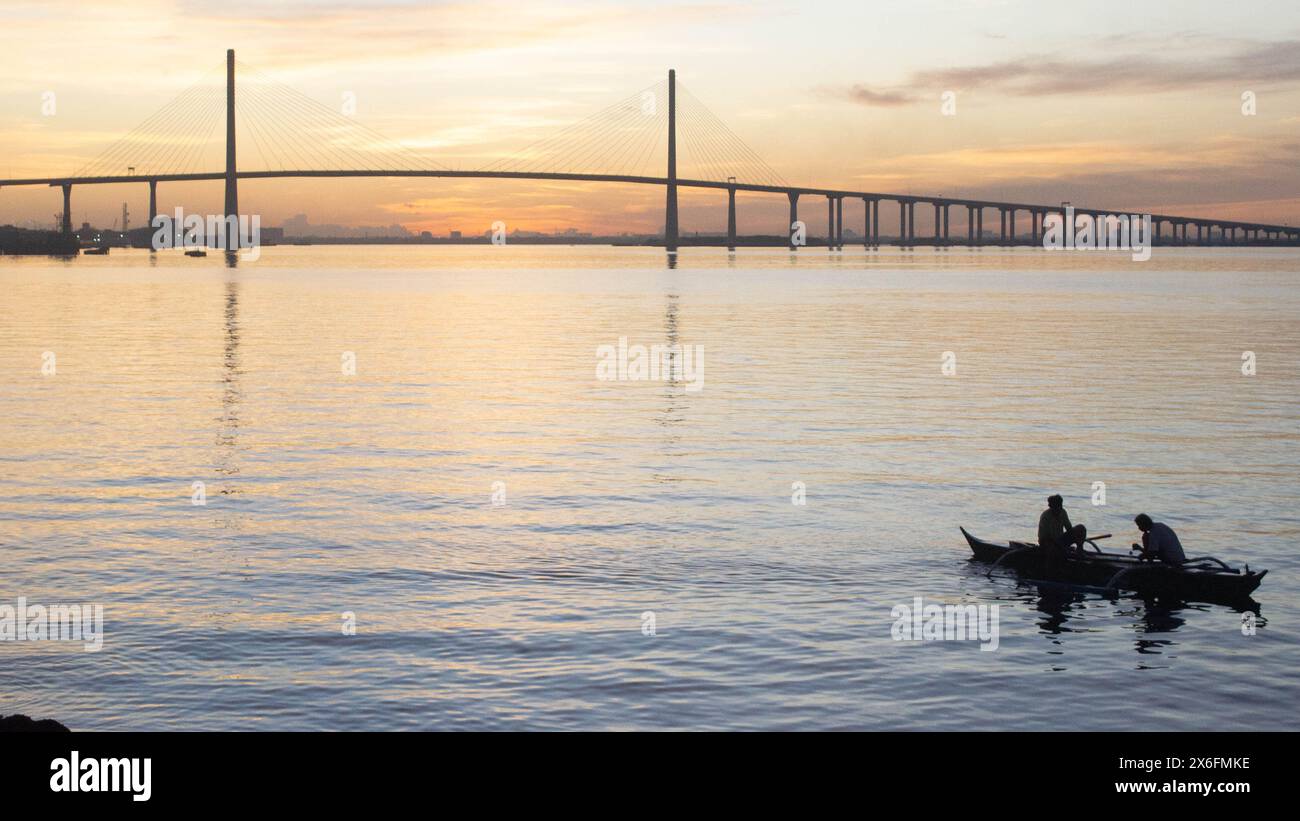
1132,513,1187,565
1037,494,1087,570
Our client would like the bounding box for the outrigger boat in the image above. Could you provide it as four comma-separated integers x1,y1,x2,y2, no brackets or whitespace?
961,527,1266,604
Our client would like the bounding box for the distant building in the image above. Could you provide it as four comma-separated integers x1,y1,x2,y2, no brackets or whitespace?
448,230,461,239
281,213,411,239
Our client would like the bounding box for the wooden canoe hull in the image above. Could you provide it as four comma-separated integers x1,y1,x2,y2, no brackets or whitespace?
961,527,1265,603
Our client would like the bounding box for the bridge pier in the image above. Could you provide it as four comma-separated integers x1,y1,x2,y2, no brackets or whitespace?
61,184,72,236
1009,209,1017,244
976,208,984,244
898,201,907,245
932,203,941,244
726,185,736,250
942,204,949,243
967,207,975,244
788,192,799,249
827,197,835,250
148,180,157,231
862,198,871,248
872,198,880,245
837,198,844,248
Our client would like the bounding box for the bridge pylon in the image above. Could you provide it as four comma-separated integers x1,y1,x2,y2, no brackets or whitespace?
664,69,678,253
223,48,239,250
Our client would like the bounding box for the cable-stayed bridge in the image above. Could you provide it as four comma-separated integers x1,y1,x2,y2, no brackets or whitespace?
2,50,1296,250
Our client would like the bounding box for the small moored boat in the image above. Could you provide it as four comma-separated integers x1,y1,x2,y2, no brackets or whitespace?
961,527,1265,604
185,249,207,257
83,246,110,255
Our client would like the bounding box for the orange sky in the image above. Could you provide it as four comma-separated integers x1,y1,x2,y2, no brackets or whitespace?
2,0,1298,235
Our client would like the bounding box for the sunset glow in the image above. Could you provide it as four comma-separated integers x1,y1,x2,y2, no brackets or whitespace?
2,0,1298,234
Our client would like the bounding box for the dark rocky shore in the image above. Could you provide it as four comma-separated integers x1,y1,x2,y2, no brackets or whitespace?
0,714,71,732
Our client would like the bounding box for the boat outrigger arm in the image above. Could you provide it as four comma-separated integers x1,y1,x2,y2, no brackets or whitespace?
986,544,1036,578
1102,563,1164,592
1180,556,1238,573
1103,554,1243,590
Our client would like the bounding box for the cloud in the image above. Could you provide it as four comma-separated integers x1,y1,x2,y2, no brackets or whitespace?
843,85,918,107
839,39,1300,104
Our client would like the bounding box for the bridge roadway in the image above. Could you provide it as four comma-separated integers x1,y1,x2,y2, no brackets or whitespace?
2,169,1296,245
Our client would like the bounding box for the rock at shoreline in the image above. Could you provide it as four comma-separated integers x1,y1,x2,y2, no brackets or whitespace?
0,714,71,732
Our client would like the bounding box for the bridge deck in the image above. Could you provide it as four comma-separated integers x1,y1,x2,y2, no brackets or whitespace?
1,169,1293,233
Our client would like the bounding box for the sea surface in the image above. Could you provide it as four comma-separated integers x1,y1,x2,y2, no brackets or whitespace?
1,245,1297,731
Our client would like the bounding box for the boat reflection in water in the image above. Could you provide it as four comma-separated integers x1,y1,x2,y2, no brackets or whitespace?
965,555,1263,670
1025,581,1262,663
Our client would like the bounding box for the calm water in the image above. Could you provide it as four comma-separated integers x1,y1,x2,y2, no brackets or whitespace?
1,245,1297,731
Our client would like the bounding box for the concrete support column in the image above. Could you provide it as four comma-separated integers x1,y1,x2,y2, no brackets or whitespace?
943,204,950,241
787,192,799,250
148,180,157,229
968,208,975,244
61,184,72,236
999,209,1007,243
908,202,916,243
871,199,879,244
726,185,736,251
1009,209,1017,243
835,197,843,249
899,201,908,244
976,209,984,244
825,197,832,248
933,202,942,242
862,198,870,248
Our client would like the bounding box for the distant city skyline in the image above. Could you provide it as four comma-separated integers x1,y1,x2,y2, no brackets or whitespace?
2,0,1298,234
